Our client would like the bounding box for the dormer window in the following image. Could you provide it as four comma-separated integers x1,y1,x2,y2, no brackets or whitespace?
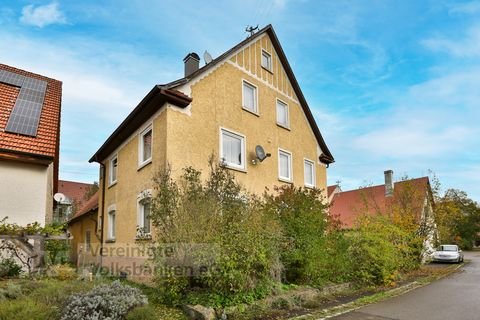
261,50,272,71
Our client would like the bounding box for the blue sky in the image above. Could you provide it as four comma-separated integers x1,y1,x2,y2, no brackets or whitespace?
1,0,479,201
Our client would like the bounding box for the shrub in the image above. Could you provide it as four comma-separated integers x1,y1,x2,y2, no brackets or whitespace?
151,162,282,306
263,185,329,285
126,305,157,320
0,282,23,300
47,264,77,280
60,280,148,320
0,258,22,278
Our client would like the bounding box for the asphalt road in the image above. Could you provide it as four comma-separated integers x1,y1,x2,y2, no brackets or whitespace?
331,251,480,320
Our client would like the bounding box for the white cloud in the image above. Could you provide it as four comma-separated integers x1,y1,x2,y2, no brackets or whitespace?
422,25,480,58
448,1,480,15
20,2,66,27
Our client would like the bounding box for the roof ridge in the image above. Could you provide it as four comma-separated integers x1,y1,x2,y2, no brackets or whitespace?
333,176,429,196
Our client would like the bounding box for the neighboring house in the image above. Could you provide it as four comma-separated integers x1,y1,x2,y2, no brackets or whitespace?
54,180,95,223
0,64,62,226
67,191,99,266
329,170,437,256
88,25,334,276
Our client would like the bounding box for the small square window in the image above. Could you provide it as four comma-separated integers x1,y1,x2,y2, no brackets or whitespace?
109,156,118,185
220,128,246,170
278,149,292,181
108,210,116,240
242,81,257,113
139,126,152,167
304,159,315,188
276,99,289,128
261,50,272,71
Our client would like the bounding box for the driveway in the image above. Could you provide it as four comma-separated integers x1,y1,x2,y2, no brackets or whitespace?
331,251,480,320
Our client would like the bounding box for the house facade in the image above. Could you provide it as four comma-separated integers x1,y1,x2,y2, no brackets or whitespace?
0,64,62,226
89,25,334,276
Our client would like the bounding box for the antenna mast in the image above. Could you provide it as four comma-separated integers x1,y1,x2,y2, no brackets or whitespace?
245,25,259,37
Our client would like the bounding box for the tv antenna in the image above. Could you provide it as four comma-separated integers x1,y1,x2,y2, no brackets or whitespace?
245,25,259,37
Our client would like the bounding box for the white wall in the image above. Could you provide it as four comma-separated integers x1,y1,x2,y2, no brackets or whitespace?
0,160,52,226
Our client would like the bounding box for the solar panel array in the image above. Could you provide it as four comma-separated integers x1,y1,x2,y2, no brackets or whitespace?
0,70,47,137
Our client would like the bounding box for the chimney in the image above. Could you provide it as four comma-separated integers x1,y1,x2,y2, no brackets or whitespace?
384,170,394,197
183,52,200,77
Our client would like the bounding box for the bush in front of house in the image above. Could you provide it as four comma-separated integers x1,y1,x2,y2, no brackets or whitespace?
150,162,283,306
60,280,148,320
46,264,77,280
0,258,22,278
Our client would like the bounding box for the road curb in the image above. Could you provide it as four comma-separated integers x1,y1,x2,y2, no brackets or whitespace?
290,263,464,320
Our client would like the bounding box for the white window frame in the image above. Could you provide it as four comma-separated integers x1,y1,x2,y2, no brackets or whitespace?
242,80,258,114
138,125,153,169
276,98,289,128
219,128,246,171
109,155,118,186
304,158,315,188
107,210,116,240
261,50,272,71
278,149,293,182
137,190,152,236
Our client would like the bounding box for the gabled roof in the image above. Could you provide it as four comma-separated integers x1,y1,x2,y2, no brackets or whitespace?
164,24,334,164
330,177,431,228
0,63,62,161
58,180,94,208
90,24,334,164
68,190,99,224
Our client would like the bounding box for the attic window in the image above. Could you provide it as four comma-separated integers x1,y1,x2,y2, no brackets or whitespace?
139,126,152,168
261,50,272,71
242,81,258,114
109,156,118,186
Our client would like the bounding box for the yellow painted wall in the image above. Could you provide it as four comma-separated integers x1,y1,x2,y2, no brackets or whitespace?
97,33,329,276
68,212,99,265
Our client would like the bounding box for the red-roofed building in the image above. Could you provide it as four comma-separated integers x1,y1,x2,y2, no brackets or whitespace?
54,180,96,222
0,64,62,226
329,171,437,256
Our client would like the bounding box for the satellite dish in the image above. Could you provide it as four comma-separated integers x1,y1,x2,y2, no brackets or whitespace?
54,193,66,203
255,145,271,162
204,50,213,64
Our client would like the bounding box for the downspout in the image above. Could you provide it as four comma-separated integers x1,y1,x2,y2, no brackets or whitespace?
98,162,106,268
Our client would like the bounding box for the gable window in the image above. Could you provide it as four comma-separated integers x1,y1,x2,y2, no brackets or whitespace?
261,50,272,71
278,149,292,182
242,81,258,113
109,156,118,185
220,128,246,170
139,126,152,168
138,192,152,235
107,210,116,240
276,99,289,128
304,159,315,188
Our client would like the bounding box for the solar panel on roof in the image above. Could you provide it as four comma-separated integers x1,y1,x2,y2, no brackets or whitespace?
0,69,48,137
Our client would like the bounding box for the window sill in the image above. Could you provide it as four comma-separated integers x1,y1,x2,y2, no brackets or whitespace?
137,159,152,171
242,107,260,117
276,123,291,131
106,238,116,243
304,184,315,189
278,177,293,184
108,181,117,189
261,66,273,74
221,164,247,174
135,236,153,242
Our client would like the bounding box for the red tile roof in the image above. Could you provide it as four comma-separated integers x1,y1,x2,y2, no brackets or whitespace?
58,180,94,208
329,177,430,228
69,191,99,223
0,64,62,159
327,185,340,198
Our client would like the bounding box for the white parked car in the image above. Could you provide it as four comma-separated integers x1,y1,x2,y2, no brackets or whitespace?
432,244,464,263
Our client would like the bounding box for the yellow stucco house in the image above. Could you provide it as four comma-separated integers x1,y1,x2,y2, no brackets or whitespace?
88,25,334,277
